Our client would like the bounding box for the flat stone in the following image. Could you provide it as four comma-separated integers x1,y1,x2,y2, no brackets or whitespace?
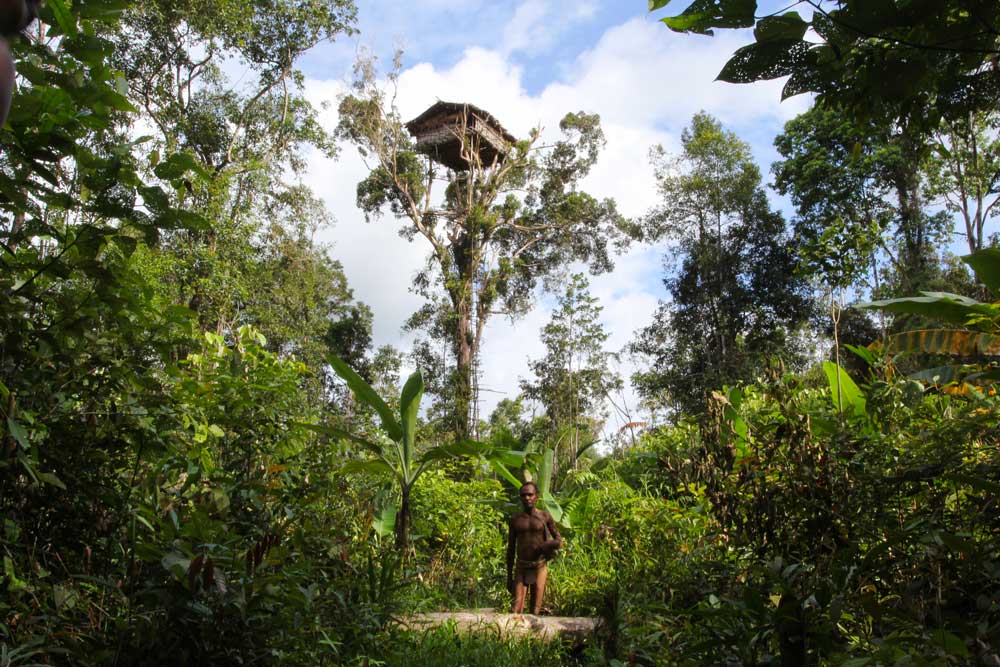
396,610,602,642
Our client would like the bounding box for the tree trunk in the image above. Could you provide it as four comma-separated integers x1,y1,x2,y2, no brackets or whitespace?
776,593,808,667
890,129,932,295
395,484,411,550
452,302,473,441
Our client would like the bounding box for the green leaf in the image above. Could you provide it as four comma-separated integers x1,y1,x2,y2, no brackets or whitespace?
661,0,756,35
6,418,29,449
753,12,808,42
928,629,969,657
210,488,229,514
416,439,486,465
398,370,424,472
341,459,396,478
856,292,998,327
839,658,871,667
372,501,397,538
648,0,673,9
539,491,564,524
135,514,155,532
496,449,527,468
297,422,386,457
537,448,555,499
326,355,402,442
44,0,78,37
488,459,523,488
962,247,1000,293
845,343,877,367
153,152,208,181
718,39,810,83
161,552,190,578
822,361,866,417
37,472,67,490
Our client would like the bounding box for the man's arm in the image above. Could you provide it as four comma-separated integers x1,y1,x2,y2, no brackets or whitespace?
505,519,516,590
543,512,563,553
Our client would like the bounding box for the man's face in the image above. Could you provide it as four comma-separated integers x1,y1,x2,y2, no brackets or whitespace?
519,486,537,512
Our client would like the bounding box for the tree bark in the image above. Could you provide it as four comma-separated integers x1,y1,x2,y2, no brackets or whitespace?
451,300,473,441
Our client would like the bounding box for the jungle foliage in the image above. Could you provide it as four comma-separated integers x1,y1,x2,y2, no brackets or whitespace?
1,0,999,665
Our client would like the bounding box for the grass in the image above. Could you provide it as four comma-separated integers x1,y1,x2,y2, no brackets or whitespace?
358,624,594,667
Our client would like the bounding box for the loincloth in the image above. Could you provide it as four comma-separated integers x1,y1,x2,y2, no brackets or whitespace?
514,558,547,586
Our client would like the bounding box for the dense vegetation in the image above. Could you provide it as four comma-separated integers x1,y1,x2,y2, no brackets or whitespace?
1,1,998,665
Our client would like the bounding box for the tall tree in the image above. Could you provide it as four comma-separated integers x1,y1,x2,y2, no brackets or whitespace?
772,105,951,297
631,113,812,417
923,110,1000,255
521,273,621,470
336,55,629,439
110,0,367,392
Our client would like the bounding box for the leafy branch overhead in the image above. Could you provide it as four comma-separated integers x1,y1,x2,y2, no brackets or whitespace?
648,0,1000,125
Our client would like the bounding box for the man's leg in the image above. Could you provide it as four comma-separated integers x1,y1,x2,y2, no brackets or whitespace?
511,576,528,613
529,564,548,614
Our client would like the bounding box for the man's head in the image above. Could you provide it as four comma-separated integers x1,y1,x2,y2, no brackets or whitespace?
519,482,538,512
0,0,39,127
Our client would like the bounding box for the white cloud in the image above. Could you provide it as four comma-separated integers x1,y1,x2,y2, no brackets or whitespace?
500,0,601,58
502,2,552,56
303,15,809,429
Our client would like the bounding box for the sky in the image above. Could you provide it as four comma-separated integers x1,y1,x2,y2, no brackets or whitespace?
295,0,814,434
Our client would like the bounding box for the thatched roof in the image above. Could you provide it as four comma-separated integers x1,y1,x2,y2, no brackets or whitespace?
405,101,517,171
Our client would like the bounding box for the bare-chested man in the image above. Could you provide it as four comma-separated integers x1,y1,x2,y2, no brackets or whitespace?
506,482,562,615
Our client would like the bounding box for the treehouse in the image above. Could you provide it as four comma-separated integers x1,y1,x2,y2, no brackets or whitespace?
405,101,516,171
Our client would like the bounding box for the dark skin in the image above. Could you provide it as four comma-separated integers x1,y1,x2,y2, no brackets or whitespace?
0,0,39,127
505,483,562,615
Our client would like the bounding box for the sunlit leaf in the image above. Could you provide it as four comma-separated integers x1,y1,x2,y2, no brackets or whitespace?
962,247,1000,293
399,370,423,472
823,361,866,417
857,292,999,328
326,355,402,442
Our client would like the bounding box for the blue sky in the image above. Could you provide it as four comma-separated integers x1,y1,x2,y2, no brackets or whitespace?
298,0,816,429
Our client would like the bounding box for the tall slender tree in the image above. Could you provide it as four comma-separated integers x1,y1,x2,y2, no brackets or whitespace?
631,113,812,417
521,273,621,470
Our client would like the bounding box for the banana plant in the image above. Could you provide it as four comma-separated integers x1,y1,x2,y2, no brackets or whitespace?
319,354,521,548
857,248,1000,390
496,445,567,526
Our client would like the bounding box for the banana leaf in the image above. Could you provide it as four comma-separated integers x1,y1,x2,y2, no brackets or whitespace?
856,292,998,327
884,329,1000,357
327,354,403,441
962,247,1000,292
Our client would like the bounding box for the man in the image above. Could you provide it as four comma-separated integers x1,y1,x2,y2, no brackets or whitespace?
505,481,562,615
0,0,39,127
